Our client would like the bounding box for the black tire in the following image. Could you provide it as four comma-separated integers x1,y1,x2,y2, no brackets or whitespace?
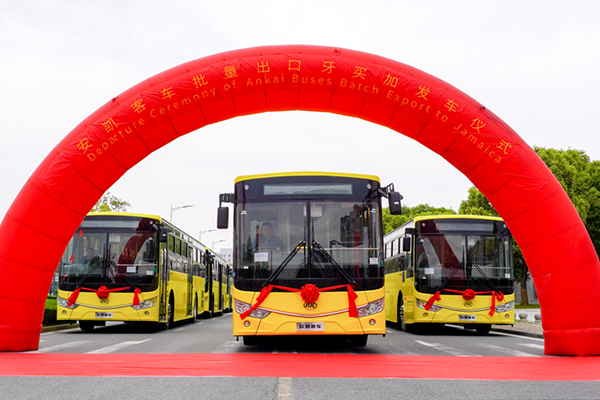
398,296,410,332
79,320,95,332
475,324,492,335
243,336,258,346
191,296,199,323
160,298,174,331
350,335,368,347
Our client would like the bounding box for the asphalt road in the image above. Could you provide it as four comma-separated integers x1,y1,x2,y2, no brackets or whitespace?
34,314,545,356
1,315,599,400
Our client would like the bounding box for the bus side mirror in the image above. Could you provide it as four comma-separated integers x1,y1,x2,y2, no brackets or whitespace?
158,227,169,243
217,206,229,229
388,192,403,215
402,236,411,252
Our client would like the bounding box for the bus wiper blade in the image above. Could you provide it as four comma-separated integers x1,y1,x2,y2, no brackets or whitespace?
263,240,305,287
470,261,499,292
107,258,139,289
312,240,356,286
73,257,105,288
434,265,460,293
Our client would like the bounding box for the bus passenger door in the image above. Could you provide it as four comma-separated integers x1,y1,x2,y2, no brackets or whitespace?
218,262,224,312
187,259,193,317
159,243,169,323
206,250,215,316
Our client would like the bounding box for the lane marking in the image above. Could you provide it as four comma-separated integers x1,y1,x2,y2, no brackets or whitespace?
414,340,477,357
278,377,293,399
517,343,545,350
493,331,544,341
482,343,540,357
34,341,90,353
85,339,152,354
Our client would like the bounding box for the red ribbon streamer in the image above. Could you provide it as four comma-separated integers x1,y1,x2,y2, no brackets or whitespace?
425,289,505,315
424,291,441,310
240,284,358,319
65,286,140,307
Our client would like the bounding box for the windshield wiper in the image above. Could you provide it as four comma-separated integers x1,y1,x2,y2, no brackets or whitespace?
263,240,306,287
312,240,356,286
72,257,107,288
107,258,139,289
432,265,460,293
470,260,500,292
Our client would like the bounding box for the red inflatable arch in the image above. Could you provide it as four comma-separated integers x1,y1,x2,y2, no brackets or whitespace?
0,45,598,355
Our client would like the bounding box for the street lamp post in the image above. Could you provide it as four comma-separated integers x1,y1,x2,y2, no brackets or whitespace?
212,239,226,250
170,204,193,221
199,229,216,241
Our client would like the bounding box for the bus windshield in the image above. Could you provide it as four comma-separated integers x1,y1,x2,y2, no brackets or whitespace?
415,232,513,294
235,200,382,291
58,218,159,292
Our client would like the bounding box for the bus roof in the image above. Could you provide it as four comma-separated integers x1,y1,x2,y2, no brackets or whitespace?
234,171,380,184
385,214,505,242
86,211,163,223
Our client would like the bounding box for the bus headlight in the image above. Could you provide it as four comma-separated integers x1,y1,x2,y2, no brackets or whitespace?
234,299,271,319
416,298,441,312
495,300,514,314
57,296,79,310
356,298,384,318
131,297,157,310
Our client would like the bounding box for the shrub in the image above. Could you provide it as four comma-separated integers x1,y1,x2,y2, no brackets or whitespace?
43,296,57,326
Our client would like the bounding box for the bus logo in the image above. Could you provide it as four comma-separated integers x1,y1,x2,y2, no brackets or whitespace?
463,301,473,307
100,299,109,304
303,302,318,310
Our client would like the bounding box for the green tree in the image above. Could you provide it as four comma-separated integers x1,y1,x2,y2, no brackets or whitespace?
90,192,131,212
535,147,600,253
458,147,600,305
458,187,499,216
383,203,456,234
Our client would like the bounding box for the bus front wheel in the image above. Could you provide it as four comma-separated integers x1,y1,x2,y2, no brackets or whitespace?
398,297,410,332
243,336,259,346
474,324,492,335
349,335,368,347
192,296,199,323
79,321,95,332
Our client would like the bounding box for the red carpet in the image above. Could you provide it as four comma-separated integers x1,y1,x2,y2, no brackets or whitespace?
1,353,600,381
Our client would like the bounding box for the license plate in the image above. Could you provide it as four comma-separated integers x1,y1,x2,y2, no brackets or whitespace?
459,315,476,321
297,322,324,331
95,312,113,319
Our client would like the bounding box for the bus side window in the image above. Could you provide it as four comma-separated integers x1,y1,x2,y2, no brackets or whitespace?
399,254,406,271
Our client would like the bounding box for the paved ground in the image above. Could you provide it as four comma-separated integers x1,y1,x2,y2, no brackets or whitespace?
492,308,543,338
43,308,545,338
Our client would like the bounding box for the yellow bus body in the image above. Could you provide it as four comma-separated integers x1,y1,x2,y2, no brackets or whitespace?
233,286,386,336
57,288,161,323
385,269,515,326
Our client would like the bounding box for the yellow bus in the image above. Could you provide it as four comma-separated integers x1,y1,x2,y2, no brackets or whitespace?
57,212,231,331
217,172,403,346
384,215,515,335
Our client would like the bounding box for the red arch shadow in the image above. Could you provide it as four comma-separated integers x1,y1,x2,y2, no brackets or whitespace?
0,45,598,355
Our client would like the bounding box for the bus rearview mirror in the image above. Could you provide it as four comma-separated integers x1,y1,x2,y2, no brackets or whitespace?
217,206,229,229
158,227,169,243
388,192,402,215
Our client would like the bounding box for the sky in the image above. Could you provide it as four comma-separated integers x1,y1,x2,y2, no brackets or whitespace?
1,1,599,251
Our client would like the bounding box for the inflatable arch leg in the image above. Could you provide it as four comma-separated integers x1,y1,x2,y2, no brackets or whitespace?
1,45,598,355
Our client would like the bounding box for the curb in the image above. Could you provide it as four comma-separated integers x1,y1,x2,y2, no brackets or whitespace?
41,324,79,333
